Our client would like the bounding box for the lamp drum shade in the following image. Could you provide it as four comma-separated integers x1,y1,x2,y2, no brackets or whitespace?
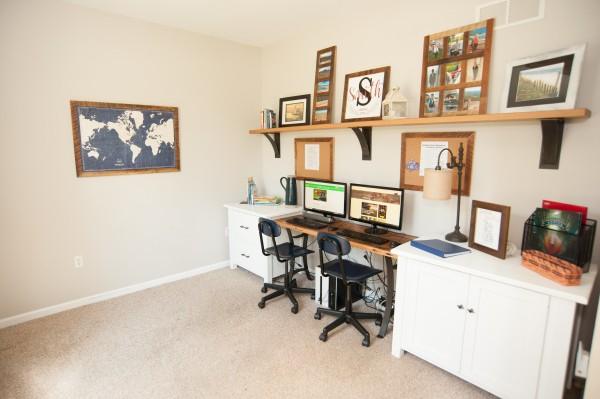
423,168,452,200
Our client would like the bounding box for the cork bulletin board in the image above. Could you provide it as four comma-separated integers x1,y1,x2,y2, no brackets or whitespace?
295,138,334,181
400,132,475,196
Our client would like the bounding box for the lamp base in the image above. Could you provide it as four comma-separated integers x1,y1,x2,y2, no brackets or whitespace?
445,230,468,243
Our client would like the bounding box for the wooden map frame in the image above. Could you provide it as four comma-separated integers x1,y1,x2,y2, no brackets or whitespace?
419,19,494,118
400,132,475,196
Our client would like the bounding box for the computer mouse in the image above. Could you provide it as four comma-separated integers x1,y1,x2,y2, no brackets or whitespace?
328,226,338,231
389,241,400,248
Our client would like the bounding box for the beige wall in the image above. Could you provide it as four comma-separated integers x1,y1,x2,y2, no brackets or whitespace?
0,0,262,319
260,0,600,258
259,0,600,388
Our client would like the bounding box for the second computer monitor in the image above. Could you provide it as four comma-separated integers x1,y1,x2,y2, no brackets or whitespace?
303,179,347,219
349,183,404,234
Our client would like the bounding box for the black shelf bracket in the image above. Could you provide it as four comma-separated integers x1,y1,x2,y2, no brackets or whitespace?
539,119,564,169
263,132,281,158
351,127,372,160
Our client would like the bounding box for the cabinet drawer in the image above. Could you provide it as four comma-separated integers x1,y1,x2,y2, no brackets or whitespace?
228,211,261,244
230,239,268,276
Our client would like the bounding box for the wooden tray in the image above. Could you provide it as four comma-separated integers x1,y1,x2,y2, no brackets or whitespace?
521,250,582,286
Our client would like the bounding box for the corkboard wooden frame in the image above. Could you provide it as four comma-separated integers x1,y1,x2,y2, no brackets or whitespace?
294,137,334,181
70,100,180,177
419,19,494,118
312,46,336,125
400,132,475,196
468,200,511,259
341,66,390,122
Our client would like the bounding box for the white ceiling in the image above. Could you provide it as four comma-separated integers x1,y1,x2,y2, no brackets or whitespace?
64,0,370,47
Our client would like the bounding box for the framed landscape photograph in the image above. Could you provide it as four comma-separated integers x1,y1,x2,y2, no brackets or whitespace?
468,200,511,259
70,101,180,177
341,66,390,122
501,44,586,112
419,19,494,117
279,94,311,127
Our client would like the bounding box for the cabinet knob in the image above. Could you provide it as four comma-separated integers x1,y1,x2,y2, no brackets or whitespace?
467,308,475,314
240,225,249,229
457,304,464,309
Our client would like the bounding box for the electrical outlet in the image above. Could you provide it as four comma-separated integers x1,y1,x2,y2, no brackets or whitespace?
74,256,84,268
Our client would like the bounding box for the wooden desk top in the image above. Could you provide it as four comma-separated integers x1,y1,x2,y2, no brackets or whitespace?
277,216,416,258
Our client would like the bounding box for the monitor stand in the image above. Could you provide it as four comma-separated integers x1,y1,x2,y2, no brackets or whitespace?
365,224,387,235
302,211,334,224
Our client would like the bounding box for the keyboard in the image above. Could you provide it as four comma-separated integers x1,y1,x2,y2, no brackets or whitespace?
337,229,389,245
288,217,328,230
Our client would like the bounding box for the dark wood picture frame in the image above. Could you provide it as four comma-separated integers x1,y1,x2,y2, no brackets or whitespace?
312,46,336,125
341,66,390,122
419,19,494,118
279,94,311,127
400,132,475,196
468,200,511,259
70,100,180,177
294,137,334,181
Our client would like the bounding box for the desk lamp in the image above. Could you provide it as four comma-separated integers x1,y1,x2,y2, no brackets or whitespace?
423,142,468,243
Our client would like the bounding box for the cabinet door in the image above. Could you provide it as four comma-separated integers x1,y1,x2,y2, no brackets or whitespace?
403,260,470,374
461,276,549,399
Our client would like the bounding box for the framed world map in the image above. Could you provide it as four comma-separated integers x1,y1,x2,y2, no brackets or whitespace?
70,101,180,177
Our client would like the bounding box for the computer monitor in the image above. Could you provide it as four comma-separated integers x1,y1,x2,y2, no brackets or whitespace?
303,179,347,219
349,183,404,235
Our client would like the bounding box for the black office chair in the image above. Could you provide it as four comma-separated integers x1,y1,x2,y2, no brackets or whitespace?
257,218,315,314
314,232,382,347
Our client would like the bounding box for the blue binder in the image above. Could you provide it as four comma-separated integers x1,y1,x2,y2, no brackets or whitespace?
410,239,471,258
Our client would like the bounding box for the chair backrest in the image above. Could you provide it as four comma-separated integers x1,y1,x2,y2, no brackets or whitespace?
258,218,284,261
258,218,281,238
317,232,351,256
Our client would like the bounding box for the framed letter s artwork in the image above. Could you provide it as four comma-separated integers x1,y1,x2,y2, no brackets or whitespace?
341,66,390,122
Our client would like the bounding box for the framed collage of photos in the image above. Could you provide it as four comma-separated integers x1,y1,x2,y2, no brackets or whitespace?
419,19,494,117
312,46,336,124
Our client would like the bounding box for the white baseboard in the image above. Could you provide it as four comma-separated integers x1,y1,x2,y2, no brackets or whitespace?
0,260,230,329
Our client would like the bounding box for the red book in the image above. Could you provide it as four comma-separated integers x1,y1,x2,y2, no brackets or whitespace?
542,200,587,224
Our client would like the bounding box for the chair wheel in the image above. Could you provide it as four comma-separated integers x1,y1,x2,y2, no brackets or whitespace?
314,312,322,320
291,305,298,314
291,279,298,287
260,286,267,293
310,293,315,300
375,318,382,326
319,332,328,342
258,301,265,309
362,337,370,347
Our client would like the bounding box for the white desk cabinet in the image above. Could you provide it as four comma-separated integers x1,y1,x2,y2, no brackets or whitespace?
224,203,302,283
392,242,597,399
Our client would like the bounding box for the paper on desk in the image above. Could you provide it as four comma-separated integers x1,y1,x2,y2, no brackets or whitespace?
305,144,320,170
420,141,448,176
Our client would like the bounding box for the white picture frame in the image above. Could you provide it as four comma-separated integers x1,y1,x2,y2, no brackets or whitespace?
500,44,586,112
341,66,390,122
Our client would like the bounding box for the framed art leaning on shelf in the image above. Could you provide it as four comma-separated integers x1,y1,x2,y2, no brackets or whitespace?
500,44,586,112
419,19,494,117
342,66,390,122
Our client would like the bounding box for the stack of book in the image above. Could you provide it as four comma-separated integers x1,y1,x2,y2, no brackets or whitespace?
260,109,276,129
253,196,282,206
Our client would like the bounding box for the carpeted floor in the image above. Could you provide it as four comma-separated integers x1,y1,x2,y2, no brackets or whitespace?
0,267,494,399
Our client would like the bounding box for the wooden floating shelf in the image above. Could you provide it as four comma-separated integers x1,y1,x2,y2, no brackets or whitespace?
252,108,591,169
249,108,590,134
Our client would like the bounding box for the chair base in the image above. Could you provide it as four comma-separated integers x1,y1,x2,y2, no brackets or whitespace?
314,307,382,347
258,279,315,314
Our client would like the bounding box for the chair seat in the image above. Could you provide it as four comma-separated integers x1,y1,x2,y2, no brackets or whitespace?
321,259,381,283
265,243,314,259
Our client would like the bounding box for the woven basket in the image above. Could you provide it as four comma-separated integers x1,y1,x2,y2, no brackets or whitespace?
522,250,582,286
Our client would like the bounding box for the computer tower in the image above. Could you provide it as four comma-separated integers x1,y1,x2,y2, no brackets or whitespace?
316,272,363,310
